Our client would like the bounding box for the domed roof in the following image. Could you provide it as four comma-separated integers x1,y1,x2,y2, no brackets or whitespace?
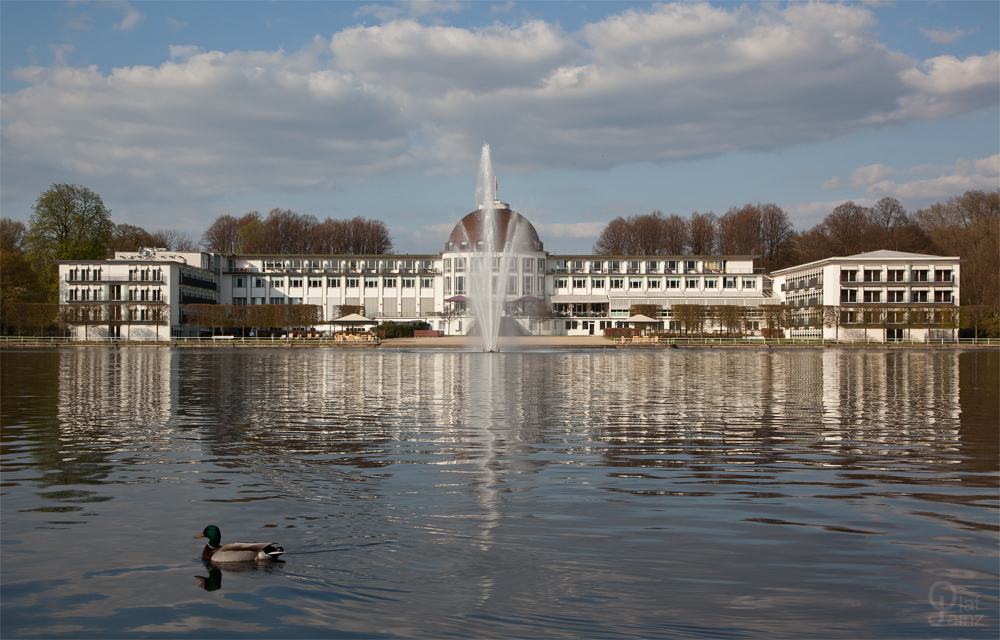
445,202,543,252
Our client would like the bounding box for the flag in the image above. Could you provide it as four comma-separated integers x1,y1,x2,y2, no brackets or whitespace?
495,177,498,195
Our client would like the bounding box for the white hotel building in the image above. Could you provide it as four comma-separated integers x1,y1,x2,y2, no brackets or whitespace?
57,203,960,341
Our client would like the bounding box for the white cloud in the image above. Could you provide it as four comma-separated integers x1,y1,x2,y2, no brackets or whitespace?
851,164,897,187
820,177,843,191
920,27,975,44
2,1,997,213
111,2,144,32
867,154,1000,199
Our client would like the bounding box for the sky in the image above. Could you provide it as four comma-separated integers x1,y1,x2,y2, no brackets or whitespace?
1,1,997,255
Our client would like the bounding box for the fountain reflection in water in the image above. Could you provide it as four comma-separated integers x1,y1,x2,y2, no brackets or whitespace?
461,143,526,352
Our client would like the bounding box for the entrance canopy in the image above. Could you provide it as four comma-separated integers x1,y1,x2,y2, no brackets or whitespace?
332,313,375,325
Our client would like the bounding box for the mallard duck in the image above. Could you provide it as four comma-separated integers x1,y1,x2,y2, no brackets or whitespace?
194,525,284,562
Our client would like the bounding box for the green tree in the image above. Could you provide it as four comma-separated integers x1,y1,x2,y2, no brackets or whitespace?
1,218,45,330
26,184,114,302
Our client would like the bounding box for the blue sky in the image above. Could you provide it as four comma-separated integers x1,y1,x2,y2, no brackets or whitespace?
2,1,997,254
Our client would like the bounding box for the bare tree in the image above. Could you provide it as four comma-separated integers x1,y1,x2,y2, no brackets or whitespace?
687,212,716,255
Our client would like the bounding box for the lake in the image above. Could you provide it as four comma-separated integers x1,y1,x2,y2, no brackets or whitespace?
1,347,997,638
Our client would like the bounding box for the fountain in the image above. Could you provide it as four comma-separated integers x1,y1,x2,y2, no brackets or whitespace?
465,144,524,352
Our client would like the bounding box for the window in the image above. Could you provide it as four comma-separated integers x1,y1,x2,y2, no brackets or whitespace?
290,278,303,288
935,270,952,282
572,260,585,273
684,260,697,273
666,278,680,289
591,260,604,273
685,278,699,289
523,258,534,273
522,276,533,295
863,270,881,282
592,278,605,289
383,277,397,288
271,278,284,288
327,277,340,288
538,259,545,273
887,269,904,282
554,277,568,289
646,261,658,273
151,289,161,301
573,278,586,289
629,278,642,289
887,290,904,303
346,277,360,289
253,277,266,288
444,258,451,272
863,290,881,303
665,261,678,273
912,290,928,303
912,270,928,282
742,278,756,289
841,270,857,282
648,278,661,289
233,276,246,288
841,289,857,303
307,278,320,288
252,297,265,305
507,275,518,295
68,288,78,301
364,277,378,288
455,258,466,272
610,261,621,273
402,278,415,288
935,291,952,303
420,277,434,289
232,297,247,305
289,298,302,304
445,277,451,294
455,276,466,294
723,277,737,289
628,261,641,273
610,278,624,289
704,278,718,289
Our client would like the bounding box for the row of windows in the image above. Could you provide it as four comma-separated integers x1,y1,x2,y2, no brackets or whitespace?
445,276,542,296
552,259,729,274
258,258,436,272
67,287,162,301
840,289,952,304
553,276,756,291
443,257,546,274
235,276,436,289
840,269,952,283
66,268,103,281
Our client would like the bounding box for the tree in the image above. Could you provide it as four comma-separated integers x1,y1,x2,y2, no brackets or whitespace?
687,212,716,255
913,189,999,312
822,201,870,256
26,184,114,302
758,203,794,271
151,229,197,251
1,218,44,330
108,223,158,254
716,204,761,256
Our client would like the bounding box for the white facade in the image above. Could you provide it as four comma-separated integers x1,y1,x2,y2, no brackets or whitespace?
771,250,962,342
58,248,219,339
56,211,962,342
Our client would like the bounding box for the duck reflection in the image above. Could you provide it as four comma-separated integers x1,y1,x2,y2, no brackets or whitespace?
195,558,285,592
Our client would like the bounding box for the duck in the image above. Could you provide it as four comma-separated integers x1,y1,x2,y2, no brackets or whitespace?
194,525,284,562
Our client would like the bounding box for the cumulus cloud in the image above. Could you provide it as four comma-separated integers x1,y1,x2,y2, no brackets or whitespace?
851,164,897,187
2,1,997,210
920,27,975,44
111,2,144,32
867,154,1000,199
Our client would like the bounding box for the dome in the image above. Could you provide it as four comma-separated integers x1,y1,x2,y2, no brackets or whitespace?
445,202,543,252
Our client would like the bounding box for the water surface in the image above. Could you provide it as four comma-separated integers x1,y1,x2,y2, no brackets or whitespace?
1,348,997,638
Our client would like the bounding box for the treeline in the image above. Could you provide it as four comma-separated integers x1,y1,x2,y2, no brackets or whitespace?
200,208,393,255
0,183,395,311
593,190,999,311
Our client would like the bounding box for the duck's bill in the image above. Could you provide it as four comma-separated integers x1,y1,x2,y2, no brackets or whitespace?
194,533,206,538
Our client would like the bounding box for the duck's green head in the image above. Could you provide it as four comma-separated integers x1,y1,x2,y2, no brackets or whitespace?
195,525,222,547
